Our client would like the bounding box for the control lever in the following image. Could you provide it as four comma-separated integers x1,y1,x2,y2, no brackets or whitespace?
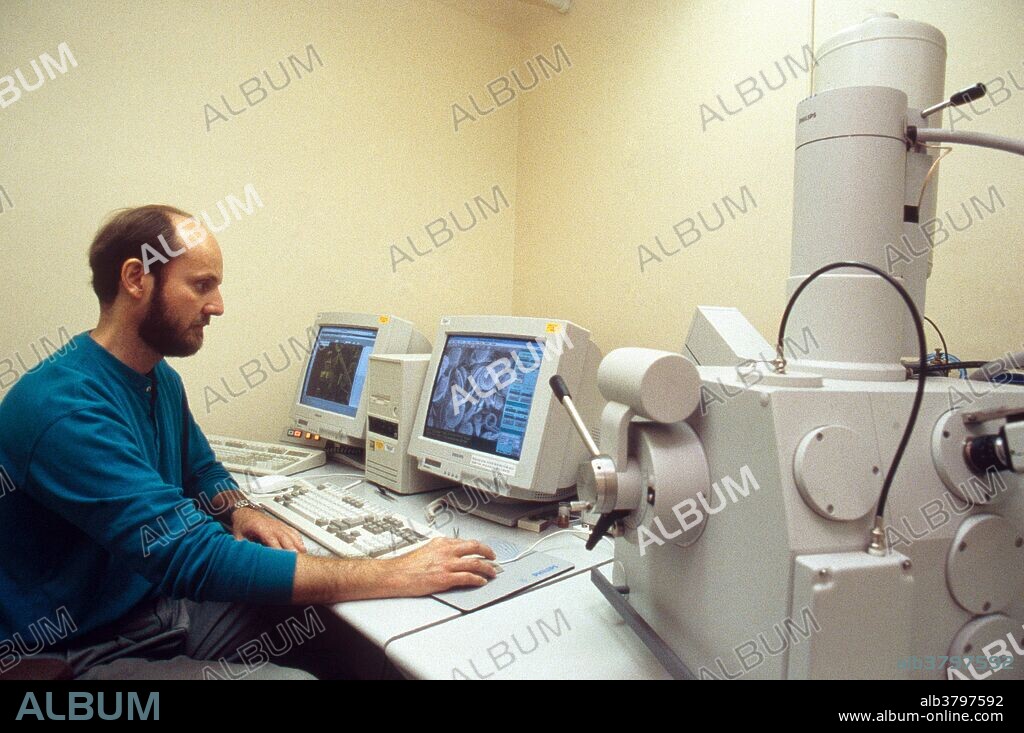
549,375,599,457
921,82,987,118
549,375,625,550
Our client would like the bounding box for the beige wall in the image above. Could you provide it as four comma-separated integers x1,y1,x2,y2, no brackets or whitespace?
2,0,1022,440
0,0,523,439
512,0,810,354
513,0,1024,359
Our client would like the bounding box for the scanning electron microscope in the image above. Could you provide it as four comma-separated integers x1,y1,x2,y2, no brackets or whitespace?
553,14,1024,679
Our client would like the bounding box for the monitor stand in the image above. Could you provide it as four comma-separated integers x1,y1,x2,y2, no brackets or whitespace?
440,486,562,528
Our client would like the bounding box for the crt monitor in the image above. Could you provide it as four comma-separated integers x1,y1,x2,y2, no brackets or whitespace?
286,313,430,448
408,316,602,502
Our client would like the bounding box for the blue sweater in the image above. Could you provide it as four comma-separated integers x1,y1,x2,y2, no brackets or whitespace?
0,332,297,646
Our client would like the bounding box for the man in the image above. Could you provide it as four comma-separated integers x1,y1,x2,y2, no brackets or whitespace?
0,205,496,680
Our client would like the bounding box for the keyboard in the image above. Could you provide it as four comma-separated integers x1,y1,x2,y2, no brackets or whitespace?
207,434,326,476
255,478,443,558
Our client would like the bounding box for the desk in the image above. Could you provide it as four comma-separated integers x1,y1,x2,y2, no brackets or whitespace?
234,464,668,679
386,567,673,679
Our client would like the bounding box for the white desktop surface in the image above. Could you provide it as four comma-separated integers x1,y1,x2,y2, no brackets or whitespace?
386,565,673,679
232,463,615,650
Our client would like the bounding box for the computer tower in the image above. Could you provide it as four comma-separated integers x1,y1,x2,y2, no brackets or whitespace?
365,354,453,494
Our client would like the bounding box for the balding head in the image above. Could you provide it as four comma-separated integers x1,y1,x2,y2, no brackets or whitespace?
87,204,225,358
88,204,194,305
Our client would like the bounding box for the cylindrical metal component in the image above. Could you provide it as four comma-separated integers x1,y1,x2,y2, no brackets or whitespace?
964,432,1012,476
576,456,620,514
791,87,908,271
813,13,948,359
597,348,701,423
914,128,1024,157
867,515,888,556
787,86,910,379
557,502,571,528
814,12,947,112
563,396,600,457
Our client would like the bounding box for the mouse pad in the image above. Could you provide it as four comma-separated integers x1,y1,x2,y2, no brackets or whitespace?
432,551,575,612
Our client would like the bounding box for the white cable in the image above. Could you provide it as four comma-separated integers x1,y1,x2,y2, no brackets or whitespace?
913,128,1024,157
499,528,613,564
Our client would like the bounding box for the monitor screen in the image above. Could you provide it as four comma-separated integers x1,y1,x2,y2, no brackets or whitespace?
423,334,542,461
299,326,377,417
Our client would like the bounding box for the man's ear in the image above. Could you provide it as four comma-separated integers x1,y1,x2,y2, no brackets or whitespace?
120,258,152,301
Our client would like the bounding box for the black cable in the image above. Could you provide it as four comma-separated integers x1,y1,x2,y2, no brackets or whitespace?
777,261,928,520
914,360,992,372
923,315,948,362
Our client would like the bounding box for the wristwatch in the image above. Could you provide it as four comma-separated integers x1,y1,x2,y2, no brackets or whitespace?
225,498,260,523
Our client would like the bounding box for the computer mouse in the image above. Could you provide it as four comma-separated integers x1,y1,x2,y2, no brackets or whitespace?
467,555,504,575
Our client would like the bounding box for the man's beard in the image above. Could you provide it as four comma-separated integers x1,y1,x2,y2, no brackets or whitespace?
138,283,207,358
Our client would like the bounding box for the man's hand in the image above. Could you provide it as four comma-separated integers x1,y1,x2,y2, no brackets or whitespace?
380,538,498,597
231,507,307,553
289,537,499,603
